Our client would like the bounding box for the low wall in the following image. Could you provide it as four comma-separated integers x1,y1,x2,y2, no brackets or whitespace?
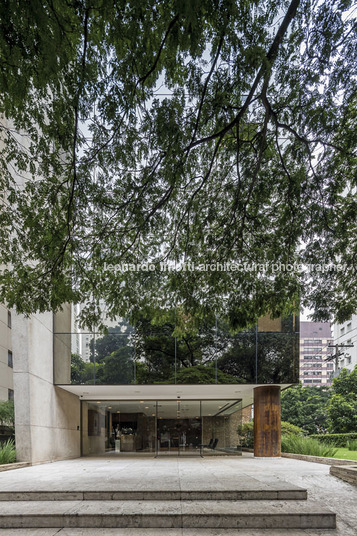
281,452,356,465
330,465,357,485
242,448,356,465
0,462,31,472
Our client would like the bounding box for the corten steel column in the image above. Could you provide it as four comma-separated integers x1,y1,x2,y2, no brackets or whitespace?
254,386,281,457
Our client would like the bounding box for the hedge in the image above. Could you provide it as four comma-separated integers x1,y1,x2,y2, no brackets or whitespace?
310,433,357,447
238,421,305,448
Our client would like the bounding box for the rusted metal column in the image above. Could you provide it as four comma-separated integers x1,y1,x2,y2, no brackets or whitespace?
254,386,281,457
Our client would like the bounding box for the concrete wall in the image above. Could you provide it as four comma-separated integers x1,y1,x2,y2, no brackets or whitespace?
53,304,72,384
81,402,106,456
0,304,13,401
12,311,81,463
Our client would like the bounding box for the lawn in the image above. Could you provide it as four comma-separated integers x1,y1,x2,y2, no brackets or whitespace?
333,448,357,461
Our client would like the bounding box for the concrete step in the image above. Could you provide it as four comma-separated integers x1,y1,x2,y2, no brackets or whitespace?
0,530,340,536
0,499,336,529
0,487,307,501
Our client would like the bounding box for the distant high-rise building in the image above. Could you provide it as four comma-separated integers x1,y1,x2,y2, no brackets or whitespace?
300,322,334,386
333,315,357,374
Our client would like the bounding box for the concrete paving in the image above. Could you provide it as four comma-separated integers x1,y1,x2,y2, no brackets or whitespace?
0,454,355,534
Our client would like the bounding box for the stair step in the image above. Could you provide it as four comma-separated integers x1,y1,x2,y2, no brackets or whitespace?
0,530,339,536
0,488,307,501
0,500,336,529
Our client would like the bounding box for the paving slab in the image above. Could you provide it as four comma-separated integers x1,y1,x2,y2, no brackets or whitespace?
0,455,355,533
0,499,335,529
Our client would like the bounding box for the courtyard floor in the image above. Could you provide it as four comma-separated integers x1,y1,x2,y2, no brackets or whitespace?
0,453,356,535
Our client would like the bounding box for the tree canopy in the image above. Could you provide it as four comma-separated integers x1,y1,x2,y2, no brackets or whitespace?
328,366,357,433
0,0,356,329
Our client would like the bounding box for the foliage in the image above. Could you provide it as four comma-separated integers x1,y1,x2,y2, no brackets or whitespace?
91,323,134,363
162,364,241,385
310,433,357,448
0,439,16,464
237,422,254,448
281,435,337,458
281,421,306,436
281,384,331,434
71,353,104,384
347,439,357,451
0,401,14,427
0,1,356,328
328,366,357,433
237,420,304,448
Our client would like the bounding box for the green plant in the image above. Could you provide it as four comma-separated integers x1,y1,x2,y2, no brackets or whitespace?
0,401,14,427
237,421,305,448
347,439,357,451
281,435,337,457
281,422,306,436
310,433,357,447
237,422,254,448
0,439,16,464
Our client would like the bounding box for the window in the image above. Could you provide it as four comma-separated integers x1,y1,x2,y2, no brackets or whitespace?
7,311,11,328
304,380,313,383
8,350,13,368
341,327,345,335
304,339,322,345
8,389,14,401
347,322,352,331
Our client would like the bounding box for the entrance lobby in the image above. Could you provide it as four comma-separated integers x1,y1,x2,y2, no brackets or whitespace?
82,398,243,457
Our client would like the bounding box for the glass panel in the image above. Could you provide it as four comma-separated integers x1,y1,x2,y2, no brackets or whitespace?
82,400,156,456
156,401,202,456
201,400,242,456
55,312,299,385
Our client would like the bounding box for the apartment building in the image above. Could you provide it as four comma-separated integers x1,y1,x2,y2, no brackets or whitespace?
299,321,334,386
333,315,357,373
0,304,14,401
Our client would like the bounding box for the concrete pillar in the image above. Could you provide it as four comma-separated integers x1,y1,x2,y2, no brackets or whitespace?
12,311,81,463
254,385,281,457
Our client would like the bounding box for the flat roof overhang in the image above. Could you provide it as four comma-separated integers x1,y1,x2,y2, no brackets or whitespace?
57,383,292,409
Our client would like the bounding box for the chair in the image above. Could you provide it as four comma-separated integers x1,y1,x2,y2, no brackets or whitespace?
211,438,218,450
200,438,213,448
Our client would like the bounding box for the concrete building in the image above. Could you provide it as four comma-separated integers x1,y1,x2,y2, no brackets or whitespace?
0,304,14,401
10,308,299,463
333,315,357,374
299,321,334,386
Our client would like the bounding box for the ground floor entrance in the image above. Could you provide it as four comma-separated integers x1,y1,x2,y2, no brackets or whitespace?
81,399,243,457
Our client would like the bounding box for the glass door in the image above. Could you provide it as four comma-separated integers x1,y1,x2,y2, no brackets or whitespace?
156,400,202,456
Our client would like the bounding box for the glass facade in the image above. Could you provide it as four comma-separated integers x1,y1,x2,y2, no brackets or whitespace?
54,314,299,386
81,399,243,457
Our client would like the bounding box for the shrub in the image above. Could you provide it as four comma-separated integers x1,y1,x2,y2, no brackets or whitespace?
237,421,305,448
347,439,357,451
0,439,16,464
310,433,357,447
237,422,254,448
281,422,306,436
0,401,14,427
281,435,337,457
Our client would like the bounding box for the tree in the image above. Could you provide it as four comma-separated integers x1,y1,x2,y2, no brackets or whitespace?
90,323,134,363
0,1,356,329
0,400,14,428
328,366,357,433
281,384,331,434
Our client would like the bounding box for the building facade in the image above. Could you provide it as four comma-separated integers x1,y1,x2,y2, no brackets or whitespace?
0,304,13,401
333,315,357,374
299,321,334,386
11,308,299,463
